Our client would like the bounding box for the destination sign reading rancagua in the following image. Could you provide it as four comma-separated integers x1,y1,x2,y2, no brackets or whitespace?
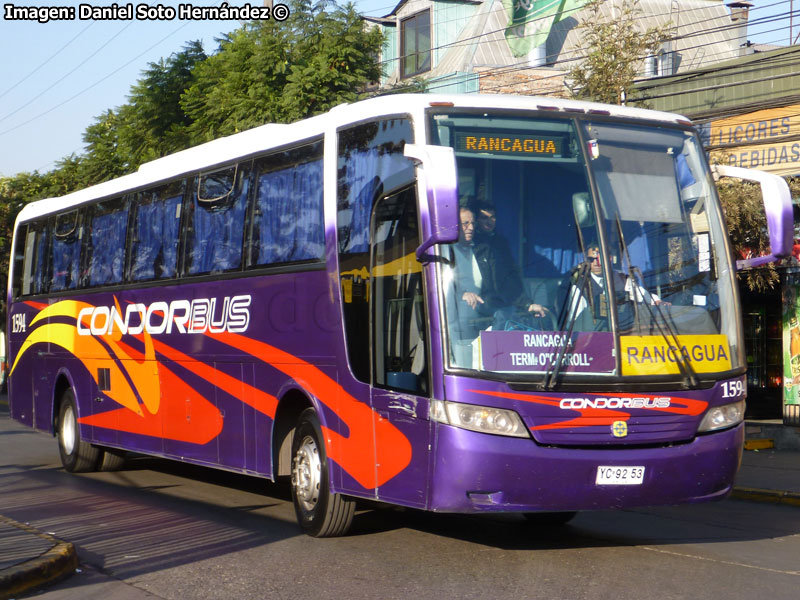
455,132,563,156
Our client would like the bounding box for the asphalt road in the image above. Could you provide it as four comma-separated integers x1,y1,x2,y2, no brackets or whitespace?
2,405,799,600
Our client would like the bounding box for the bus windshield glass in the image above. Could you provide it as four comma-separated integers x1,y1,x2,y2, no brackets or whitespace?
429,110,741,381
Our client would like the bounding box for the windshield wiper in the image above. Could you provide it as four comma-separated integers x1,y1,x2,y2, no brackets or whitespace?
615,216,699,389
541,261,590,390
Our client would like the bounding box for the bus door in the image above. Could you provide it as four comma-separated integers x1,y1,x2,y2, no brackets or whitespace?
369,186,431,507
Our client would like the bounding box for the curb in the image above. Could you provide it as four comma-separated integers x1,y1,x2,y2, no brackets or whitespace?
0,516,77,600
743,439,774,451
731,486,800,508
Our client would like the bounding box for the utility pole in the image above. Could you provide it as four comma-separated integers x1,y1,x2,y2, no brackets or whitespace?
264,0,273,11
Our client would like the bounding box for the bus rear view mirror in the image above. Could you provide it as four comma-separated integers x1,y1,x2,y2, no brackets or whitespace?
404,144,459,261
714,165,793,269
572,192,595,228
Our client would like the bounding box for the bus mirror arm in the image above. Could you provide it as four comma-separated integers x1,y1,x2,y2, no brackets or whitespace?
404,144,460,262
713,165,793,269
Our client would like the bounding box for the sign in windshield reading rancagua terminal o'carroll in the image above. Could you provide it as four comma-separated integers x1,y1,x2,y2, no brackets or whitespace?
480,330,614,373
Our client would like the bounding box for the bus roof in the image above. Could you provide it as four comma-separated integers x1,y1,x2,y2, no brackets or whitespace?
14,93,690,225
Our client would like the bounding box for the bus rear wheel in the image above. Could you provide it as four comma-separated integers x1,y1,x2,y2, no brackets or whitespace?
57,389,100,473
290,408,355,537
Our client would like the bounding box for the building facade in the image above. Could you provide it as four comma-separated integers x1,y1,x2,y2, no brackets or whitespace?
366,0,745,96
633,43,800,425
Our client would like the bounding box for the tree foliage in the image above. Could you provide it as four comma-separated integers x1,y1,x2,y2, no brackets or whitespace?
566,0,670,105
120,40,208,166
0,1,386,322
181,0,383,142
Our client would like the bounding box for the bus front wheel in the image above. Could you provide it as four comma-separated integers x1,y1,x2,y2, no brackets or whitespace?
290,408,355,537
57,389,100,473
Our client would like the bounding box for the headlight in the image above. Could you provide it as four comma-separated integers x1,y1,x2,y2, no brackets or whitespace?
698,400,745,432
431,400,529,438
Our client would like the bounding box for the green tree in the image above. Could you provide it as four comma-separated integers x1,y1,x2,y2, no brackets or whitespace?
119,40,207,167
567,0,670,105
181,0,384,142
81,109,129,184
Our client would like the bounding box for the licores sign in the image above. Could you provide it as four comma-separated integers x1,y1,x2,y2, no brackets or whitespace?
706,103,800,177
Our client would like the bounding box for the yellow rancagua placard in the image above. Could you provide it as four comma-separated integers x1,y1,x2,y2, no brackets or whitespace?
620,334,731,376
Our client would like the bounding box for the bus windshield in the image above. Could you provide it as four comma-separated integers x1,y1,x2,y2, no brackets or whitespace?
429,110,741,381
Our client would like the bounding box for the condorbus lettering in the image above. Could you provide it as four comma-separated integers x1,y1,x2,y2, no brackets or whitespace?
146,301,169,335
168,300,191,333
190,299,209,333
559,397,671,410
76,296,251,336
228,295,251,332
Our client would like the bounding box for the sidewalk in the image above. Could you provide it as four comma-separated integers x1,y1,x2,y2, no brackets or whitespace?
732,446,800,506
0,428,797,598
0,515,77,600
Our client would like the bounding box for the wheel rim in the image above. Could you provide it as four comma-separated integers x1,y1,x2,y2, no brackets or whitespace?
292,434,321,514
61,405,76,456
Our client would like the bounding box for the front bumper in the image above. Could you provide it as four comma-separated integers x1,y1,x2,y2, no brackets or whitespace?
429,421,744,512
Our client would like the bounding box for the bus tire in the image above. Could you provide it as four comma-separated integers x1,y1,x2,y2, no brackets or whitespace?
98,448,126,471
290,408,355,537
57,389,100,473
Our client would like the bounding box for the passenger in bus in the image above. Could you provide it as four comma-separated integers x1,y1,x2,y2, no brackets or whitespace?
448,207,484,337
447,207,549,366
474,202,523,305
563,244,668,331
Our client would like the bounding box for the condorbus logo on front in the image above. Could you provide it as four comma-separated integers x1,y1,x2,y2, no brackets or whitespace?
76,295,252,336
559,396,671,410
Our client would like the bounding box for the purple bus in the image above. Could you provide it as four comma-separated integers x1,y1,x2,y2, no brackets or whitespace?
6,95,793,536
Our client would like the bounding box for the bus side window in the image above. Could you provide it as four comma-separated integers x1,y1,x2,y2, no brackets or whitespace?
337,118,415,384
129,182,185,282
50,211,82,292
250,154,324,267
14,224,45,298
186,162,250,276
86,197,129,287
371,186,428,394
13,225,29,297
29,221,51,296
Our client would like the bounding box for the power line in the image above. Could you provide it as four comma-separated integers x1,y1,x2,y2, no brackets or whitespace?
0,22,134,125
0,21,95,102
0,0,232,141
375,0,799,100
374,0,797,79
0,0,229,135
0,24,194,138
5,0,800,172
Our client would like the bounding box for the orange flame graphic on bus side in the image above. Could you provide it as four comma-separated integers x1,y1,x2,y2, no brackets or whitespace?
10,299,224,445
10,299,412,489
11,299,160,416
207,331,412,489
